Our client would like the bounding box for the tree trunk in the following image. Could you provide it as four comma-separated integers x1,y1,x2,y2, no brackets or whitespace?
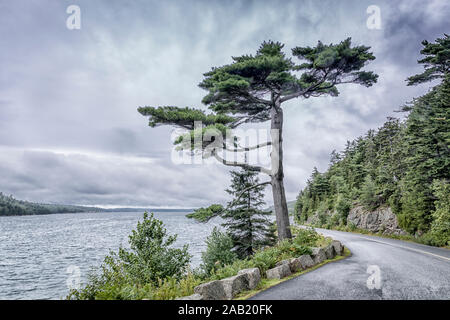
270,103,292,240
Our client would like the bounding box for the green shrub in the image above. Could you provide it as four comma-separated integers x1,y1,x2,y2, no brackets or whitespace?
250,239,312,275
150,273,202,300
208,259,253,281
68,212,191,300
118,212,191,285
251,246,280,274
348,222,357,231
292,227,320,247
200,227,238,275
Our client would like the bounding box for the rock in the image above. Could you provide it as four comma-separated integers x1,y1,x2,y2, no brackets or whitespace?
237,268,261,290
275,259,290,267
276,258,304,273
175,293,203,300
297,254,315,269
220,274,249,299
288,258,303,273
331,240,344,256
324,244,336,259
311,247,326,264
194,280,227,300
347,206,407,235
266,264,291,280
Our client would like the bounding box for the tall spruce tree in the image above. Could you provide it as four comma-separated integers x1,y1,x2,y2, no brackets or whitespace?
398,34,450,234
138,39,378,240
222,168,276,258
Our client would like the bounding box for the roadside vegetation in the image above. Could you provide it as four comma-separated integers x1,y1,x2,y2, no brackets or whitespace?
67,213,330,300
68,166,332,300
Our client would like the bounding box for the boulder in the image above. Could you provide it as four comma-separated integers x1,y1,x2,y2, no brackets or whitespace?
175,293,203,300
194,280,226,300
220,274,249,299
347,205,407,235
331,240,344,256
288,258,302,273
297,254,315,269
311,247,327,264
276,258,304,273
324,244,336,259
275,259,290,267
237,268,261,290
266,264,291,280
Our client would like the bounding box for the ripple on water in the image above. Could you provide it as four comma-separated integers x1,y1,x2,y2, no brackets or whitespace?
0,211,222,299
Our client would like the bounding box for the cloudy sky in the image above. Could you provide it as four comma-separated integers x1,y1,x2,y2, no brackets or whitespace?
0,0,448,208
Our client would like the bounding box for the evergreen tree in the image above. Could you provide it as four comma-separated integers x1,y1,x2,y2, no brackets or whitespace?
222,168,276,258
138,39,378,240
360,175,378,211
407,34,449,86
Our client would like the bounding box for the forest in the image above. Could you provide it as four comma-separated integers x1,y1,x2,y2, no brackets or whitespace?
0,192,100,216
294,35,449,247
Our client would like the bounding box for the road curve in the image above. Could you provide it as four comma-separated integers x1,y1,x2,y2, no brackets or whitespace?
251,228,450,300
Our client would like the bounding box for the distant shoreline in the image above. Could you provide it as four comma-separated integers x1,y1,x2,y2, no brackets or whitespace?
0,208,195,217
0,192,194,217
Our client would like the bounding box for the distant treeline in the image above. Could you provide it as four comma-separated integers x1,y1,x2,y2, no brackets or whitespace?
0,192,195,216
0,192,101,216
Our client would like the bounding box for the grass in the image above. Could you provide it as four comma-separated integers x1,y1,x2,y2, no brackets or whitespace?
234,247,351,300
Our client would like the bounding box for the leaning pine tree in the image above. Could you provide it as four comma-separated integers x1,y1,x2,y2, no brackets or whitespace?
138,39,378,240
223,167,276,259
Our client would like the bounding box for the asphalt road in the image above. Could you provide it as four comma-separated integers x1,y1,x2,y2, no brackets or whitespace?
251,228,450,300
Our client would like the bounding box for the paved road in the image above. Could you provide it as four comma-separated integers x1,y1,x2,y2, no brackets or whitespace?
251,228,450,299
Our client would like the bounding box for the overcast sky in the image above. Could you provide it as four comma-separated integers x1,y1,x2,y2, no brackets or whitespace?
0,0,448,208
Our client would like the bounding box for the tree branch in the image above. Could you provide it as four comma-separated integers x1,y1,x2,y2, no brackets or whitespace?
212,152,272,176
223,141,272,152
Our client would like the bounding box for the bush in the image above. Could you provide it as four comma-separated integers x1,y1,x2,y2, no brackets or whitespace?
251,239,312,274
68,212,192,300
118,212,191,285
251,247,280,273
150,273,202,300
207,259,253,281
200,227,238,275
292,227,320,247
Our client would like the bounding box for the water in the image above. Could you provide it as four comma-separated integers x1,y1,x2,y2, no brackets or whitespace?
0,211,222,300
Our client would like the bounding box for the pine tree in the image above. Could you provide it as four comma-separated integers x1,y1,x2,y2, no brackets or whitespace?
222,168,276,258
138,39,378,240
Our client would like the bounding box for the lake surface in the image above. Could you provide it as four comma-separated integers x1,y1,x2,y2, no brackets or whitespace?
0,211,222,300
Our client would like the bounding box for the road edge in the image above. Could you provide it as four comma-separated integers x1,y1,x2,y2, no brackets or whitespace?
235,247,352,300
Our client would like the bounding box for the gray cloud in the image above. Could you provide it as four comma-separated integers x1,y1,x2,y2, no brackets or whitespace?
0,0,448,207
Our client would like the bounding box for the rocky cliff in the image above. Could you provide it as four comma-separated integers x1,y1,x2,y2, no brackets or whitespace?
305,205,407,235
347,205,407,235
